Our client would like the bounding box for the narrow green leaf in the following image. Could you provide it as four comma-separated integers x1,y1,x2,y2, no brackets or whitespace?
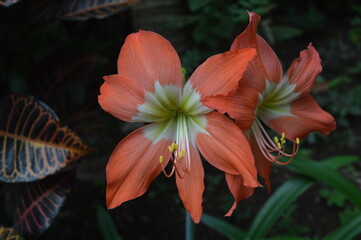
247,177,313,239
185,211,195,240
247,155,358,239
265,237,314,240
321,156,358,169
96,205,122,240
323,211,361,240
201,213,246,240
289,157,361,208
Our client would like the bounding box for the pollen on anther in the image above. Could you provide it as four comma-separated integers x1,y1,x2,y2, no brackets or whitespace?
296,137,300,144
274,136,279,144
277,142,282,150
281,132,285,140
168,145,174,153
159,155,164,164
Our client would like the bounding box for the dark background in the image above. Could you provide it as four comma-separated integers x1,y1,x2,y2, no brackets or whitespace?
1,0,361,239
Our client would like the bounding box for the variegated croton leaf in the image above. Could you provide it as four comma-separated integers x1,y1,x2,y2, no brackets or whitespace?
0,0,21,7
0,227,24,240
56,0,139,20
14,171,74,238
0,93,90,182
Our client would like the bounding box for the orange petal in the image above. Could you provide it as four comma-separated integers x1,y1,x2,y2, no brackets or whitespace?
249,132,273,192
231,12,283,91
175,145,204,223
98,74,144,122
196,111,258,187
224,174,255,217
106,125,172,209
285,43,322,96
117,30,183,92
188,48,256,98
202,86,259,132
266,94,336,140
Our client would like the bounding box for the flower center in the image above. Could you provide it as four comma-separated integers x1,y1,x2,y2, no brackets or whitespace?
136,81,210,177
251,78,301,164
257,78,299,122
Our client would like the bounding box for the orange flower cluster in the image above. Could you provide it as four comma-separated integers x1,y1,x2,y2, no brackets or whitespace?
98,12,336,223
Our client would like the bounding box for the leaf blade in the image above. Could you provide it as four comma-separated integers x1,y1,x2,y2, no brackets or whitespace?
0,227,24,240
200,213,246,240
247,155,359,239
323,211,361,240
13,171,74,238
96,205,122,240
56,0,139,20
247,177,313,239
289,156,361,208
0,93,89,182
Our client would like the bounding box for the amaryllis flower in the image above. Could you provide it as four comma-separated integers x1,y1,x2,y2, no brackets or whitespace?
206,12,336,207
98,30,259,223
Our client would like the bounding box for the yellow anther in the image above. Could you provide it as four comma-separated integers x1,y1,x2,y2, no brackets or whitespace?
274,136,279,144
296,137,300,145
179,150,185,159
173,143,178,151
281,132,285,141
281,139,286,145
277,142,282,150
159,155,164,164
168,145,174,152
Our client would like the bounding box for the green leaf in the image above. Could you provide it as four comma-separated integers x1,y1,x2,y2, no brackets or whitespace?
247,155,358,239
200,213,246,240
188,0,214,11
323,211,361,240
246,177,313,239
321,156,359,169
288,156,361,208
265,237,314,240
272,25,302,42
96,205,122,240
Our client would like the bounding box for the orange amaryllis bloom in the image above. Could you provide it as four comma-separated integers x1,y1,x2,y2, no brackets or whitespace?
98,30,258,223
206,12,336,209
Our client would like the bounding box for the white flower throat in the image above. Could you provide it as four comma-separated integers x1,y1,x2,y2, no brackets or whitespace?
132,81,210,177
251,78,300,164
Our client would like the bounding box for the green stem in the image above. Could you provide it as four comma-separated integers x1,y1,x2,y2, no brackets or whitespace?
185,211,195,240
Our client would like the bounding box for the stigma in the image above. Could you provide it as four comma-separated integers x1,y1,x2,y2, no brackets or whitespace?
159,142,188,178
252,118,300,165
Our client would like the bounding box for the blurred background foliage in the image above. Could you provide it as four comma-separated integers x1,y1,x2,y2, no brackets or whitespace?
0,0,360,239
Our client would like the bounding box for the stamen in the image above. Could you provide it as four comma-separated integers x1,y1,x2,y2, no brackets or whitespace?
252,118,300,165
159,155,164,164
160,142,188,178
168,145,174,152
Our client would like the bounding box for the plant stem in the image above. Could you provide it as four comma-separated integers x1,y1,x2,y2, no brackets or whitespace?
185,211,194,240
